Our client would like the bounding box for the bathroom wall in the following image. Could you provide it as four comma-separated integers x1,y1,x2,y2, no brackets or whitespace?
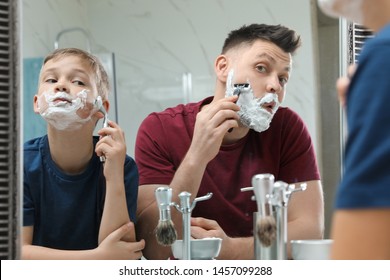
316,9,341,238
22,0,89,140
23,0,320,159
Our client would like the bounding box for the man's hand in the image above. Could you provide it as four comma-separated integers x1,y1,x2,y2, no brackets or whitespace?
190,217,253,259
188,96,239,165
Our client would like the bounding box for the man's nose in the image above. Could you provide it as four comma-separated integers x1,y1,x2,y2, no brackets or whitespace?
265,75,281,93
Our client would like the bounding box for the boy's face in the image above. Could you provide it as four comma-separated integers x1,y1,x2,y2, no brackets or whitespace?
224,40,292,132
34,55,101,131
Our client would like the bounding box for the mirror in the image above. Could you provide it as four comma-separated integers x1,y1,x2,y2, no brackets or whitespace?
21,0,341,245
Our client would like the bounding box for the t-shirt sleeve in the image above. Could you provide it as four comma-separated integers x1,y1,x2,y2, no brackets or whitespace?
124,156,139,222
278,108,320,183
23,141,37,227
23,172,35,226
135,113,176,186
336,40,390,208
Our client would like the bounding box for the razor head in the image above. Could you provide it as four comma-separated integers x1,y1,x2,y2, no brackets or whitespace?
95,96,107,114
233,83,250,96
228,83,250,133
95,96,109,162
94,96,108,128
95,96,103,109
234,83,250,88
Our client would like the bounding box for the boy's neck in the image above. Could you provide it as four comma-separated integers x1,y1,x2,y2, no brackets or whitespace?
47,127,95,175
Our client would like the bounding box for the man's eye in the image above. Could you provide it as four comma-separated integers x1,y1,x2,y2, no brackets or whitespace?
256,65,267,73
73,80,85,86
279,77,288,86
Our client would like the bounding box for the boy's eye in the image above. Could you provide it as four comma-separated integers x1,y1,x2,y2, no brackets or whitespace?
45,78,57,83
73,80,85,86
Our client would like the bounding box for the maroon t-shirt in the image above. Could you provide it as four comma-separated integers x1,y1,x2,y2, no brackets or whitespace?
135,97,320,237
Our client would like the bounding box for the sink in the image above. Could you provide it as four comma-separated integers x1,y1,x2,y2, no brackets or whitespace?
291,239,333,260
171,238,222,260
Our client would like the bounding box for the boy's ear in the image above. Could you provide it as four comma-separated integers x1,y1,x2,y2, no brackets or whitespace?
33,95,40,114
215,55,229,83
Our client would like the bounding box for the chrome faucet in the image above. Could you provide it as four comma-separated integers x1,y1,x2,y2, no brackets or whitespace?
173,191,213,260
155,186,213,260
269,181,306,259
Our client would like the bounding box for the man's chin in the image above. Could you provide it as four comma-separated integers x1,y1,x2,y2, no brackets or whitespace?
240,116,273,133
252,124,271,133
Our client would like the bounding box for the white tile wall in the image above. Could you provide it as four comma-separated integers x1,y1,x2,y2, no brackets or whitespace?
23,0,320,158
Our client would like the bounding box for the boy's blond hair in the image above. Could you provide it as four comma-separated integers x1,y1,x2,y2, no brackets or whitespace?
41,48,110,101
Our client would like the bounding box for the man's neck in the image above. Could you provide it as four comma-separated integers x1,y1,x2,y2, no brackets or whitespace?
222,125,250,145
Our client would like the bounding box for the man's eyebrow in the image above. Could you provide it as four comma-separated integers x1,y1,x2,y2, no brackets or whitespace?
257,53,276,63
256,53,291,72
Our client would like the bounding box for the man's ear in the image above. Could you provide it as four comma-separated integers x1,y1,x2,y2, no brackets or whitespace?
215,55,229,82
103,99,110,113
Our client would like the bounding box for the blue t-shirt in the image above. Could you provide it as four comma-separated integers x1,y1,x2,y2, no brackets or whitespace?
23,135,139,250
336,24,390,208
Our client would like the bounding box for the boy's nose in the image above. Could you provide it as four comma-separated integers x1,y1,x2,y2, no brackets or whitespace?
54,83,69,93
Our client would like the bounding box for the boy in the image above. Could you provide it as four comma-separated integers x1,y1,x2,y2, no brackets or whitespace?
23,48,144,259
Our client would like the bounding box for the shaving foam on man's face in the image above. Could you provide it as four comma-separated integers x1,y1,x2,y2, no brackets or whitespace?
37,89,100,131
225,69,280,133
317,0,364,24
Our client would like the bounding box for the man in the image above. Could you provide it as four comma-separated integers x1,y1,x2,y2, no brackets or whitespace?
318,0,390,259
135,24,324,259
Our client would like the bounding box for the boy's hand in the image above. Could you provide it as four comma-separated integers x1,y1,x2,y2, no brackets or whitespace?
95,120,126,179
336,64,357,107
96,223,145,260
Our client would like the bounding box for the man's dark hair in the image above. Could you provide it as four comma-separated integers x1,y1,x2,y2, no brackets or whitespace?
221,23,301,55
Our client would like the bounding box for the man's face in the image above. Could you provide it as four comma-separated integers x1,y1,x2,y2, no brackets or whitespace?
228,40,291,103
34,55,101,131
225,40,292,132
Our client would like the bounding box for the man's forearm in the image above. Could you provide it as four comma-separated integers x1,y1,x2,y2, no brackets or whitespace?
169,151,208,198
218,236,254,260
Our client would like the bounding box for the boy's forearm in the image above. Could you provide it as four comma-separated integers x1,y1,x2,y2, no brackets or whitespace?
99,179,133,243
22,245,99,260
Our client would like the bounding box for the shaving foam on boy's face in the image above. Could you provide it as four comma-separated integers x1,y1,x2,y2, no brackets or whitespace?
37,89,100,131
225,69,280,133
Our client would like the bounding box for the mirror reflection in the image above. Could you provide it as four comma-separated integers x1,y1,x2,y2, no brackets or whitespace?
21,0,341,259
23,0,322,156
